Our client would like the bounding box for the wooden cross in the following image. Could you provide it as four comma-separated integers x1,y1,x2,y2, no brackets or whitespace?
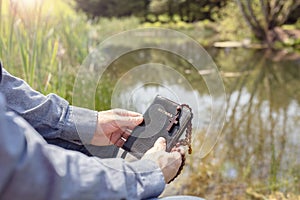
167,116,179,132
166,106,182,132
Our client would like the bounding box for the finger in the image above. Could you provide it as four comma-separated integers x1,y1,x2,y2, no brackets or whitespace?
121,130,131,140
171,146,176,152
176,146,185,156
171,146,184,152
171,146,180,152
171,146,179,152
113,109,143,117
115,137,126,147
153,137,166,151
119,126,132,133
109,129,123,144
116,116,144,129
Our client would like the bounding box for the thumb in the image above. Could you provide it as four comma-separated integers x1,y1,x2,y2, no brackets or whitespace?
153,137,167,151
113,109,142,117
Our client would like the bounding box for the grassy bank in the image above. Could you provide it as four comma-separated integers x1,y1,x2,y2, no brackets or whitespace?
0,0,140,101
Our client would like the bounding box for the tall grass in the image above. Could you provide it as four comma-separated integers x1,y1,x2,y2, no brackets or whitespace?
0,0,83,98
0,0,140,101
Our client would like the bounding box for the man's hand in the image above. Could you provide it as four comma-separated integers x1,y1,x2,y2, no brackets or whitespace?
142,137,184,183
90,109,143,147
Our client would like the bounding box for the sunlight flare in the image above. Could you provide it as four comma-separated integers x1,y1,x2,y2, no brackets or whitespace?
13,0,43,8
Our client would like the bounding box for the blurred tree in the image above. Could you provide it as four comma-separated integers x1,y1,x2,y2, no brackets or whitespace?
74,0,150,19
148,0,227,23
74,0,227,23
286,4,300,24
148,0,179,22
148,0,169,22
236,0,300,47
178,0,227,22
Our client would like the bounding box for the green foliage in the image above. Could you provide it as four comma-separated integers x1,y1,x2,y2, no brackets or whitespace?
149,0,169,15
236,0,300,46
0,0,140,102
0,0,85,98
74,0,149,19
74,0,228,23
216,1,252,41
71,0,300,48
175,0,227,22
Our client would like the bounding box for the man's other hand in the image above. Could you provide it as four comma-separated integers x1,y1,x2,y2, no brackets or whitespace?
142,137,184,183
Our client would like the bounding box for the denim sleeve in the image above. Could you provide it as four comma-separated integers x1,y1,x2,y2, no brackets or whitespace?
0,95,165,200
0,68,97,144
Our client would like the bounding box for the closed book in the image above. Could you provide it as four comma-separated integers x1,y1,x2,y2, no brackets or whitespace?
122,95,192,159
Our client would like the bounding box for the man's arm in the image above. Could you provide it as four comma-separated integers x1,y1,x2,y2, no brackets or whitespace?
0,95,165,200
0,68,97,144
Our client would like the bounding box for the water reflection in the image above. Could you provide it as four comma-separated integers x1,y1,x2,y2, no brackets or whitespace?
110,63,207,130
96,47,300,198
178,48,300,199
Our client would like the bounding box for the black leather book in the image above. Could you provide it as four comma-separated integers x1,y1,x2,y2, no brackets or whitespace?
122,95,192,159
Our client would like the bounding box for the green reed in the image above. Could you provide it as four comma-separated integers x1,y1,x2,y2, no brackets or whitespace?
0,0,140,102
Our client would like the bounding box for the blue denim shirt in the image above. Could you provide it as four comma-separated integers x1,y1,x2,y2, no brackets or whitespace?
0,68,97,144
0,67,165,200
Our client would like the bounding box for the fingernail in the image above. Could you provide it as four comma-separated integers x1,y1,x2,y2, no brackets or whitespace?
158,137,166,143
132,116,143,123
136,116,143,120
154,137,166,147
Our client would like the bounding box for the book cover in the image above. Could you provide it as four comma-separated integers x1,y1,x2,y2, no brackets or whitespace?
122,95,192,159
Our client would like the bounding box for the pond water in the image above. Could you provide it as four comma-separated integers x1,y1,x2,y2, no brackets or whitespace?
91,46,300,198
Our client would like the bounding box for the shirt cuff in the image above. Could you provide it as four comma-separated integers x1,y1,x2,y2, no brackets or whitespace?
129,159,166,199
61,106,98,144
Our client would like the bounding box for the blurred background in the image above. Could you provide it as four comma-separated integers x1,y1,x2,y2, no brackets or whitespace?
0,0,299,199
